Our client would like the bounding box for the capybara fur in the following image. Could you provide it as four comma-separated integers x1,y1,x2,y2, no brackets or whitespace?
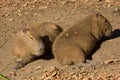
12,29,45,69
12,22,62,69
26,22,63,55
52,12,112,65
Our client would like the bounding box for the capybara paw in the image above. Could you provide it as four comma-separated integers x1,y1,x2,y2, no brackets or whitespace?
14,62,26,70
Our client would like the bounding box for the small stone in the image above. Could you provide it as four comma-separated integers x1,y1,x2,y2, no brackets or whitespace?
70,0,77,2
104,60,113,65
115,8,120,12
97,0,102,2
38,6,47,10
54,17,60,20
66,33,70,37
20,20,23,23
83,77,91,80
8,19,14,22
30,70,34,73
35,66,41,70
74,31,78,34
10,71,17,76
105,0,113,3
22,2,30,7
30,76,36,80
104,59,119,65
60,1,67,5
107,4,113,7
5,14,10,17
18,10,21,13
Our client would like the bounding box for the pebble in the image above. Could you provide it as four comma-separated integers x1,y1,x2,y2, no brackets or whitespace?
105,0,113,3
10,71,17,76
35,66,41,71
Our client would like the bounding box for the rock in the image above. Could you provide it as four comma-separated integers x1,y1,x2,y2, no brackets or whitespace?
35,66,41,71
104,59,119,65
105,0,113,3
70,0,77,2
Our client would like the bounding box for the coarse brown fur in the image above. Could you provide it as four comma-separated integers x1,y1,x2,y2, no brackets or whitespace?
52,12,112,65
26,22,63,55
12,29,45,69
12,22,62,69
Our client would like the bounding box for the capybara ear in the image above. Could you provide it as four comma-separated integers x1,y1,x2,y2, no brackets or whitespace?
22,28,30,34
51,24,58,30
51,24,63,32
94,12,101,19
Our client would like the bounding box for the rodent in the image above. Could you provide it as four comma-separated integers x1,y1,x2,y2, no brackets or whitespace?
52,12,112,65
12,28,45,69
12,22,62,69
26,22,63,56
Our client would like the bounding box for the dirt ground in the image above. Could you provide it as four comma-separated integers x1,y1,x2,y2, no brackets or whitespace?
0,0,120,80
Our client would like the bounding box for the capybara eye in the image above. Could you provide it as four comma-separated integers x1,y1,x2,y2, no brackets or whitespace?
23,28,30,34
105,20,108,23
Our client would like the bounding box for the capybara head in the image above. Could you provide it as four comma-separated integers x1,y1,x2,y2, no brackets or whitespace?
22,28,45,56
94,13,112,37
26,22,63,41
12,28,45,57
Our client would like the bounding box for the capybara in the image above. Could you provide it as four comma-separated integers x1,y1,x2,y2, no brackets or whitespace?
52,12,112,65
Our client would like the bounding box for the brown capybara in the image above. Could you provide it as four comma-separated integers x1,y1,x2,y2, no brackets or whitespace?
26,22,63,54
12,22,62,69
52,12,112,65
12,28,45,69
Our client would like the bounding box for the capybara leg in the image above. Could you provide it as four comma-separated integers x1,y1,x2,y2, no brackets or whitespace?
14,55,35,70
55,45,86,65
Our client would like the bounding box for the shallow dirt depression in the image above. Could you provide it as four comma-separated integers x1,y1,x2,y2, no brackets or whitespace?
0,0,120,80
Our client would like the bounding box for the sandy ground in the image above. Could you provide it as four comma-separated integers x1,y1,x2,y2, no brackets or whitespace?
0,0,120,80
